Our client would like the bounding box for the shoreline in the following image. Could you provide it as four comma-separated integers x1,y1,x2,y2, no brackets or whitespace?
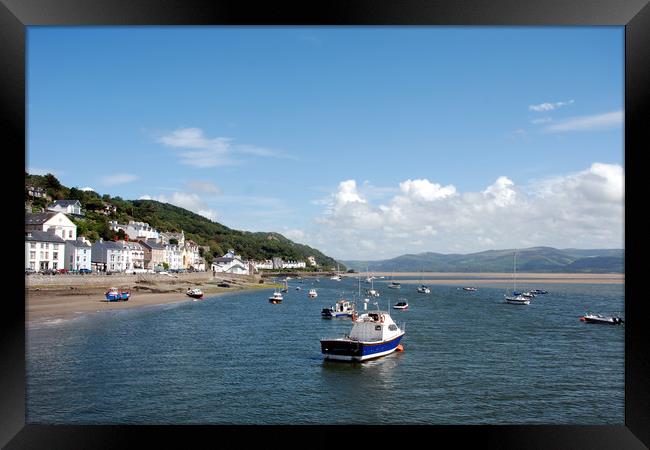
26,279,280,326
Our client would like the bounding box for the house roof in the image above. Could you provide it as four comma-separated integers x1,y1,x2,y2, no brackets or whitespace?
67,239,92,248
49,200,81,207
25,230,65,243
214,257,235,263
25,212,58,225
139,239,165,250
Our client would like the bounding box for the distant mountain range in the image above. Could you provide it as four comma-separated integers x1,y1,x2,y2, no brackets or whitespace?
342,247,624,273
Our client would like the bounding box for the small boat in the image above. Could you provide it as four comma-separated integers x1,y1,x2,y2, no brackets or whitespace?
269,290,283,304
387,281,401,289
530,289,548,295
308,289,318,298
365,288,380,297
580,313,624,325
330,274,342,281
321,299,355,319
521,292,535,299
320,310,406,362
417,284,431,294
281,280,289,293
105,287,130,302
463,287,478,292
295,286,302,291
393,301,408,310
505,295,531,305
504,250,530,305
186,288,203,299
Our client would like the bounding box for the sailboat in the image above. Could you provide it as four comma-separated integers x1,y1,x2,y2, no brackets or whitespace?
330,263,342,281
387,273,401,289
416,268,430,294
505,250,530,305
281,279,289,293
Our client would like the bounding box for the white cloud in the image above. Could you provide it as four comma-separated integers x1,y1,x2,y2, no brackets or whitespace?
543,110,623,133
529,99,574,112
299,165,624,259
80,187,95,192
399,179,456,201
101,173,138,186
186,180,220,194
156,127,292,167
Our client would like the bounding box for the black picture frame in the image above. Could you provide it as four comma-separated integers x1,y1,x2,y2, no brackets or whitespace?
3,0,648,448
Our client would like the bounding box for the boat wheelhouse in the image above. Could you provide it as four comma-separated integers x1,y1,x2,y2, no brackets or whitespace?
320,310,405,362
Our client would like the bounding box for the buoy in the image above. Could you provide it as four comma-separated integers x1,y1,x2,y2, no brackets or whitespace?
396,344,404,352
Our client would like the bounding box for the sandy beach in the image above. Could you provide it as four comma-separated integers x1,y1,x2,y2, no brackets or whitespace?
26,272,280,325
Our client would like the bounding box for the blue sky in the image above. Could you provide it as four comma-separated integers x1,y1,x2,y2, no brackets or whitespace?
27,27,624,259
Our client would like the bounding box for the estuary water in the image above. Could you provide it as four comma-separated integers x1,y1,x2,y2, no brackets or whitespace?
26,277,624,424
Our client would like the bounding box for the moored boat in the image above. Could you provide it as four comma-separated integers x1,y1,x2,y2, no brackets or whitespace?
105,287,130,301
463,287,477,292
308,289,318,298
387,281,401,289
417,284,431,294
320,310,405,362
321,299,355,319
393,301,408,310
580,313,624,325
186,288,203,299
269,290,283,304
505,295,531,305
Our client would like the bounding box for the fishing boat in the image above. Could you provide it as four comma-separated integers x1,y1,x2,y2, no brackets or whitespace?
268,290,283,304
308,288,318,298
417,284,431,294
505,250,530,305
321,299,355,319
320,309,406,362
186,288,203,299
105,287,130,302
393,301,408,310
580,313,624,325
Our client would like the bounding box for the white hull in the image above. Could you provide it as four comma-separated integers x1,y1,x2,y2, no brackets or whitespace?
323,346,400,362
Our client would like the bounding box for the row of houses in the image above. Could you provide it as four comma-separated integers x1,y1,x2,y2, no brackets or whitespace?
25,211,206,272
25,204,320,275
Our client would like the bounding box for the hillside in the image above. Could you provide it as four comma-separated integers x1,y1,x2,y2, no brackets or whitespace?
25,173,344,270
343,247,624,273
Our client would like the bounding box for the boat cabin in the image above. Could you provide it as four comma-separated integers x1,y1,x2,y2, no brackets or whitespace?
349,311,399,343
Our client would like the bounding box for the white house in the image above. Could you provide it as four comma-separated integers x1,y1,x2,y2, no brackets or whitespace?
211,251,250,275
123,241,146,271
183,240,205,271
283,260,307,269
26,212,77,241
47,199,83,216
164,244,183,270
25,230,66,271
109,220,160,241
253,259,274,270
307,256,318,267
65,237,92,271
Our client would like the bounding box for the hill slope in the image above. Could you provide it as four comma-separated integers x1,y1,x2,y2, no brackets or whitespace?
343,247,624,273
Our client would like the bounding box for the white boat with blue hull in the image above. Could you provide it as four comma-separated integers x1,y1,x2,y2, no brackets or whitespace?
320,310,405,362
321,299,355,319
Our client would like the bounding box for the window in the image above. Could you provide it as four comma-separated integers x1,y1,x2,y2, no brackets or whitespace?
53,252,58,260
69,230,72,238
389,325,397,331
30,262,35,270
30,243,36,249
30,251,36,260
53,244,59,250
40,251,44,259
52,262,57,270
375,325,382,331
45,243,49,249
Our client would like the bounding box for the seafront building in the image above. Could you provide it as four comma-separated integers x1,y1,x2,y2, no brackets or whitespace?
140,239,166,270
25,212,77,242
25,230,66,271
91,239,129,272
64,236,92,271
